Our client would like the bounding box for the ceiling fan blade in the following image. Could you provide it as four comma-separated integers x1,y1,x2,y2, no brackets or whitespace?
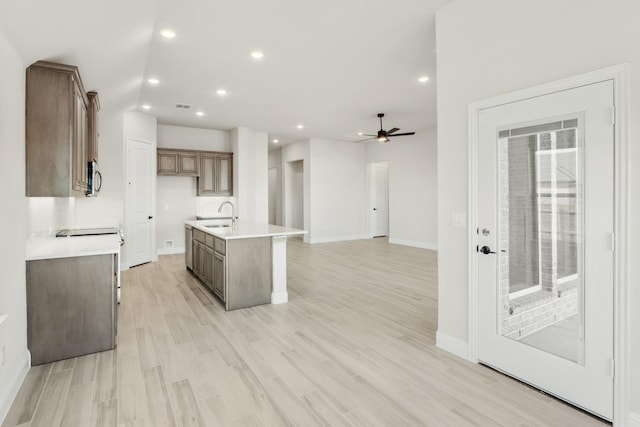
353,137,376,143
387,127,400,134
388,132,416,137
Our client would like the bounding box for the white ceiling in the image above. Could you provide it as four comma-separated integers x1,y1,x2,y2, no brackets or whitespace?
0,0,449,149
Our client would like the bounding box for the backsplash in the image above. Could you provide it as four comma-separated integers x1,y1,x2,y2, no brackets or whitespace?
195,196,237,219
27,197,123,238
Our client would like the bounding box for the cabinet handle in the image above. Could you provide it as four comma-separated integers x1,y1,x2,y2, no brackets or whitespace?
148,216,153,220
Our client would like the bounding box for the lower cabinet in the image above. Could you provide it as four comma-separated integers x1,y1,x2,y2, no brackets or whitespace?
187,231,271,311
26,254,117,365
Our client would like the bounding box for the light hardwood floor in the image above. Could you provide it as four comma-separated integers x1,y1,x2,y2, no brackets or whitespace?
3,238,607,427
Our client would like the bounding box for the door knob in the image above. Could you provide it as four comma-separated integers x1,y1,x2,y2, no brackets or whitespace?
148,216,154,219
373,208,377,211
479,245,495,254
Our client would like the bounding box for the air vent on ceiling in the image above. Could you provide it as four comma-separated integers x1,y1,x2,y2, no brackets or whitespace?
175,103,191,109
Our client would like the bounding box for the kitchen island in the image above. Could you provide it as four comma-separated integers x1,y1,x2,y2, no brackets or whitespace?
185,220,306,310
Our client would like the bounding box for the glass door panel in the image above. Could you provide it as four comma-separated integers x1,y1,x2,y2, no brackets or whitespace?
497,116,584,364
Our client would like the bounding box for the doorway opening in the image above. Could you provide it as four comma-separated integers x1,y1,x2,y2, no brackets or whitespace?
285,160,304,236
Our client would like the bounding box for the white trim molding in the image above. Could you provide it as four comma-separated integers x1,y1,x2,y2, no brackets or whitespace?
628,412,640,427
436,330,469,360
0,349,30,425
388,238,437,251
308,234,369,244
156,246,185,256
467,64,630,425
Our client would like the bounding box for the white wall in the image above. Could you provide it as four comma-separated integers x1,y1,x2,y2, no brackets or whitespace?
230,127,268,224
365,129,438,249
281,140,311,242
309,138,367,243
156,124,232,254
0,31,29,424
435,0,640,417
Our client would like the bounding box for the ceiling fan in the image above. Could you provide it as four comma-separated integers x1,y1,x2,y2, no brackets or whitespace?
355,113,415,143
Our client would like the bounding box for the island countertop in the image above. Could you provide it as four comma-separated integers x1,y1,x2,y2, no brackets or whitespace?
185,220,307,240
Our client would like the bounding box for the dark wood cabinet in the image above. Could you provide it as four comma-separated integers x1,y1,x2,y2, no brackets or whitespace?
157,149,201,176
26,61,93,197
197,152,233,196
87,91,100,163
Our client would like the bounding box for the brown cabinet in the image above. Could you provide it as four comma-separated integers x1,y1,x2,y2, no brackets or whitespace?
87,91,100,163
157,149,200,176
26,61,93,197
198,152,233,196
27,254,118,365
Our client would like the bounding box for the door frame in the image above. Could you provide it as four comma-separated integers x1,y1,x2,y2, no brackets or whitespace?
124,137,156,269
467,64,629,424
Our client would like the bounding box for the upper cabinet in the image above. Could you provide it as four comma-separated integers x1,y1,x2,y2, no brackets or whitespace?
157,149,200,176
26,61,98,197
87,91,100,163
157,149,233,196
198,152,233,196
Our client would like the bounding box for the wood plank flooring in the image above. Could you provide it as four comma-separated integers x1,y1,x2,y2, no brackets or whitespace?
3,238,607,426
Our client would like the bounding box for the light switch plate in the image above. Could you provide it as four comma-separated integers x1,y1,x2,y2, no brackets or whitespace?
451,212,466,227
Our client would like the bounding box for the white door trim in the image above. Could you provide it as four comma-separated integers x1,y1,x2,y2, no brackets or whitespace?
467,64,629,425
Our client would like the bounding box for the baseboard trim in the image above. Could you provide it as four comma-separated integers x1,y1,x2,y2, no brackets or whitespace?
388,238,438,250
628,412,640,427
0,349,30,425
436,330,469,361
157,246,185,256
271,291,288,304
309,235,368,244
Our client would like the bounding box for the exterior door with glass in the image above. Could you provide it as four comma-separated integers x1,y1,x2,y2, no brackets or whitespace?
477,80,614,420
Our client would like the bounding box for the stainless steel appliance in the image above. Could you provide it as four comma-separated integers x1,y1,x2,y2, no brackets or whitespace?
56,227,124,302
86,160,102,197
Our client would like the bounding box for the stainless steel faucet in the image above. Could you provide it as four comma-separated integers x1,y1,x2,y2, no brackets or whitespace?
218,201,236,226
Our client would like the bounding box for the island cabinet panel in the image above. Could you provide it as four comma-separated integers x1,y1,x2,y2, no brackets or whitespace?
213,252,225,300
27,254,117,365
26,61,90,197
225,237,272,311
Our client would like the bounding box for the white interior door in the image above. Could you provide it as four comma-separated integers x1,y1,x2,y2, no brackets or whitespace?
477,80,614,419
369,161,389,237
127,138,154,267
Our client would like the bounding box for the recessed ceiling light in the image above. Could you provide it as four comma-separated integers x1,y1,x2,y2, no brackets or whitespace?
273,139,279,143
147,78,159,85
141,104,151,110
250,51,264,59
161,29,176,39
296,124,304,129
216,89,227,96
196,111,204,116
418,76,430,83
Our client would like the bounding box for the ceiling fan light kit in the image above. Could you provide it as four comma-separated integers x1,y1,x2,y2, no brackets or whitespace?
356,113,415,143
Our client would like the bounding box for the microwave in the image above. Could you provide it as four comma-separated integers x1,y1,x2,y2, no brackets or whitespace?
86,160,102,197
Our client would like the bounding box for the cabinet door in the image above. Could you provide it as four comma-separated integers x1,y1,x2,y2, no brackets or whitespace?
157,151,178,175
198,154,216,195
203,246,214,288
216,154,233,195
72,79,88,192
213,252,225,300
87,91,100,163
179,153,199,176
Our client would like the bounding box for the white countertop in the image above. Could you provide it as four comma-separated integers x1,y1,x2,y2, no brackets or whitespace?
26,234,121,261
185,220,307,240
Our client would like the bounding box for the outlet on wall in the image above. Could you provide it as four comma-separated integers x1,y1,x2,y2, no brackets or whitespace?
165,240,174,248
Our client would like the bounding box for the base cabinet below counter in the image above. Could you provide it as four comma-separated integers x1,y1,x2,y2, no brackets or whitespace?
188,228,271,310
27,253,118,365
